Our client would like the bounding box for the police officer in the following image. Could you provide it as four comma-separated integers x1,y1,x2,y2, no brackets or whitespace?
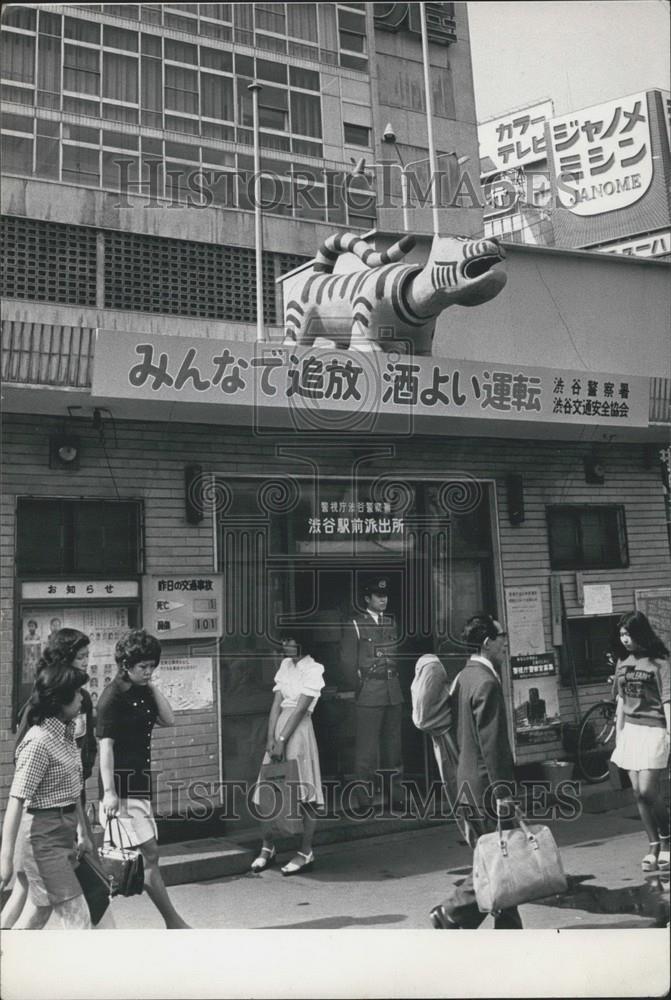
340,577,403,809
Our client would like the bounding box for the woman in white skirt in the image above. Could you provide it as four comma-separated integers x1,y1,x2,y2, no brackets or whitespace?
250,632,324,876
610,611,670,872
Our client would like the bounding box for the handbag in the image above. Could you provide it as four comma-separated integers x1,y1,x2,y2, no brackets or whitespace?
98,817,145,897
253,757,305,836
473,805,568,913
74,852,111,926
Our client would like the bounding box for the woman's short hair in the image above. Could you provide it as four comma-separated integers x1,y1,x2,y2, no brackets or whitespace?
115,629,161,670
25,662,89,726
45,627,89,664
278,628,314,658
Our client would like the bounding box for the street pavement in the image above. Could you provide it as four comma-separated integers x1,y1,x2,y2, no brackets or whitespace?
103,803,669,931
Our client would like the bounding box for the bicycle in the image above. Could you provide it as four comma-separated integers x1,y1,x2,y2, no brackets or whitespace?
576,679,617,783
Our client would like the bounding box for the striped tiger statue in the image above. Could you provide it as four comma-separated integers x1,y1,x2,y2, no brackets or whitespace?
282,232,507,355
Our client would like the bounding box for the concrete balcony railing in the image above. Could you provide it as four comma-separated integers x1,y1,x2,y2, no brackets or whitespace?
1,320,94,388
650,376,671,424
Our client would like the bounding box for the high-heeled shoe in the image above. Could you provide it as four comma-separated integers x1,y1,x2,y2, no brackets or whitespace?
280,850,314,876
250,845,276,873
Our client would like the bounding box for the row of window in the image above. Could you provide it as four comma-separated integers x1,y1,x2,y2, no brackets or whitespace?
1,121,376,226
1,26,331,147
1,215,309,322
13,498,634,686
13,495,630,577
2,3,369,72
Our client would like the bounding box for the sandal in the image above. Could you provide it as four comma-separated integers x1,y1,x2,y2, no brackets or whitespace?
280,850,314,876
250,845,276,873
658,839,670,871
641,843,659,872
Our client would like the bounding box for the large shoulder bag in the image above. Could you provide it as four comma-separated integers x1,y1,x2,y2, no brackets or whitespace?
98,817,145,897
473,805,568,913
254,757,305,837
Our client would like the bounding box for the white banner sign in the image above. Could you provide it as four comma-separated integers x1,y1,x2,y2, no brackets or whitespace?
549,91,652,216
21,580,139,599
479,100,553,175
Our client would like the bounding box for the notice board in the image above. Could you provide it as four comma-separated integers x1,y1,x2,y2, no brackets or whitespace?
635,588,671,652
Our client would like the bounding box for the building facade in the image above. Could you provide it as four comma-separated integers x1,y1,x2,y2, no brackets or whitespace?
2,5,670,836
479,89,671,260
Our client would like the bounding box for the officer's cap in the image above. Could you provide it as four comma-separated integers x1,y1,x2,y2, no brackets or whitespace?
363,577,390,597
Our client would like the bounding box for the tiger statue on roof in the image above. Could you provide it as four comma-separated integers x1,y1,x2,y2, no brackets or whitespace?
282,231,507,356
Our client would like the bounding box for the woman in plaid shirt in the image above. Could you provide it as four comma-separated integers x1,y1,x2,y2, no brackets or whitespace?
0,661,94,929
2,629,97,930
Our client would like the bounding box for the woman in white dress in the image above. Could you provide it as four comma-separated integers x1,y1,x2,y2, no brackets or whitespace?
250,633,324,876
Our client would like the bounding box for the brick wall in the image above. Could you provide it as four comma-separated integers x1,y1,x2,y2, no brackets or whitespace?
2,413,670,809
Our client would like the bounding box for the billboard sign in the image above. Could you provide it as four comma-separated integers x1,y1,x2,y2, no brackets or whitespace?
93,332,652,431
479,100,554,175
548,92,653,216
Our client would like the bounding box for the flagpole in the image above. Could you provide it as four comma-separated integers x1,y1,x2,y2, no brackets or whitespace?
419,3,441,236
248,82,265,342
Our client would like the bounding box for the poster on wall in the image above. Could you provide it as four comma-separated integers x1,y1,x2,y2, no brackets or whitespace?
513,672,562,744
505,587,561,746
583,583,613,616
20,605,131,704
153,657,214,712
635,587,671,652
504,586,545,656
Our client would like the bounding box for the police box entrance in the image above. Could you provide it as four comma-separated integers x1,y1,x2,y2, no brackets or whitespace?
216,476,498,825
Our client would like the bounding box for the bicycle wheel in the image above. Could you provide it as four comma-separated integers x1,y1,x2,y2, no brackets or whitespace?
577,700,617,783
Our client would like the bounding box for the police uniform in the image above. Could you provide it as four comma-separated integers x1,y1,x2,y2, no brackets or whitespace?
340,578,403,796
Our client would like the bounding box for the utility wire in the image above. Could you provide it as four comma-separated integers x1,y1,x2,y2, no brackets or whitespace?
97,420,122,500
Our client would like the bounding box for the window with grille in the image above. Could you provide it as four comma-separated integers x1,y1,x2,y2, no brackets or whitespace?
16,498,142,576
337,6,368,71
344,122,370,147
103,230,308,323
1,29,36,84
546,505,629,570
1,216,97,306
0,216,310,318
1,134,33,174
565,615,620,683
63,44,101,95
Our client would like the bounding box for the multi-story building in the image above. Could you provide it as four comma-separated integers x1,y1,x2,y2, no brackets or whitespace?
2,4,670,841
1,1,487,830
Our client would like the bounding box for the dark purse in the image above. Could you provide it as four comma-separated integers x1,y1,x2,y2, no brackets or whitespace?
98,817,145,897
74,852,111,925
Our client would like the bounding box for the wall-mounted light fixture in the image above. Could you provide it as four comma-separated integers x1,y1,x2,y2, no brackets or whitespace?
584,449,605,485
49,433,80,470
